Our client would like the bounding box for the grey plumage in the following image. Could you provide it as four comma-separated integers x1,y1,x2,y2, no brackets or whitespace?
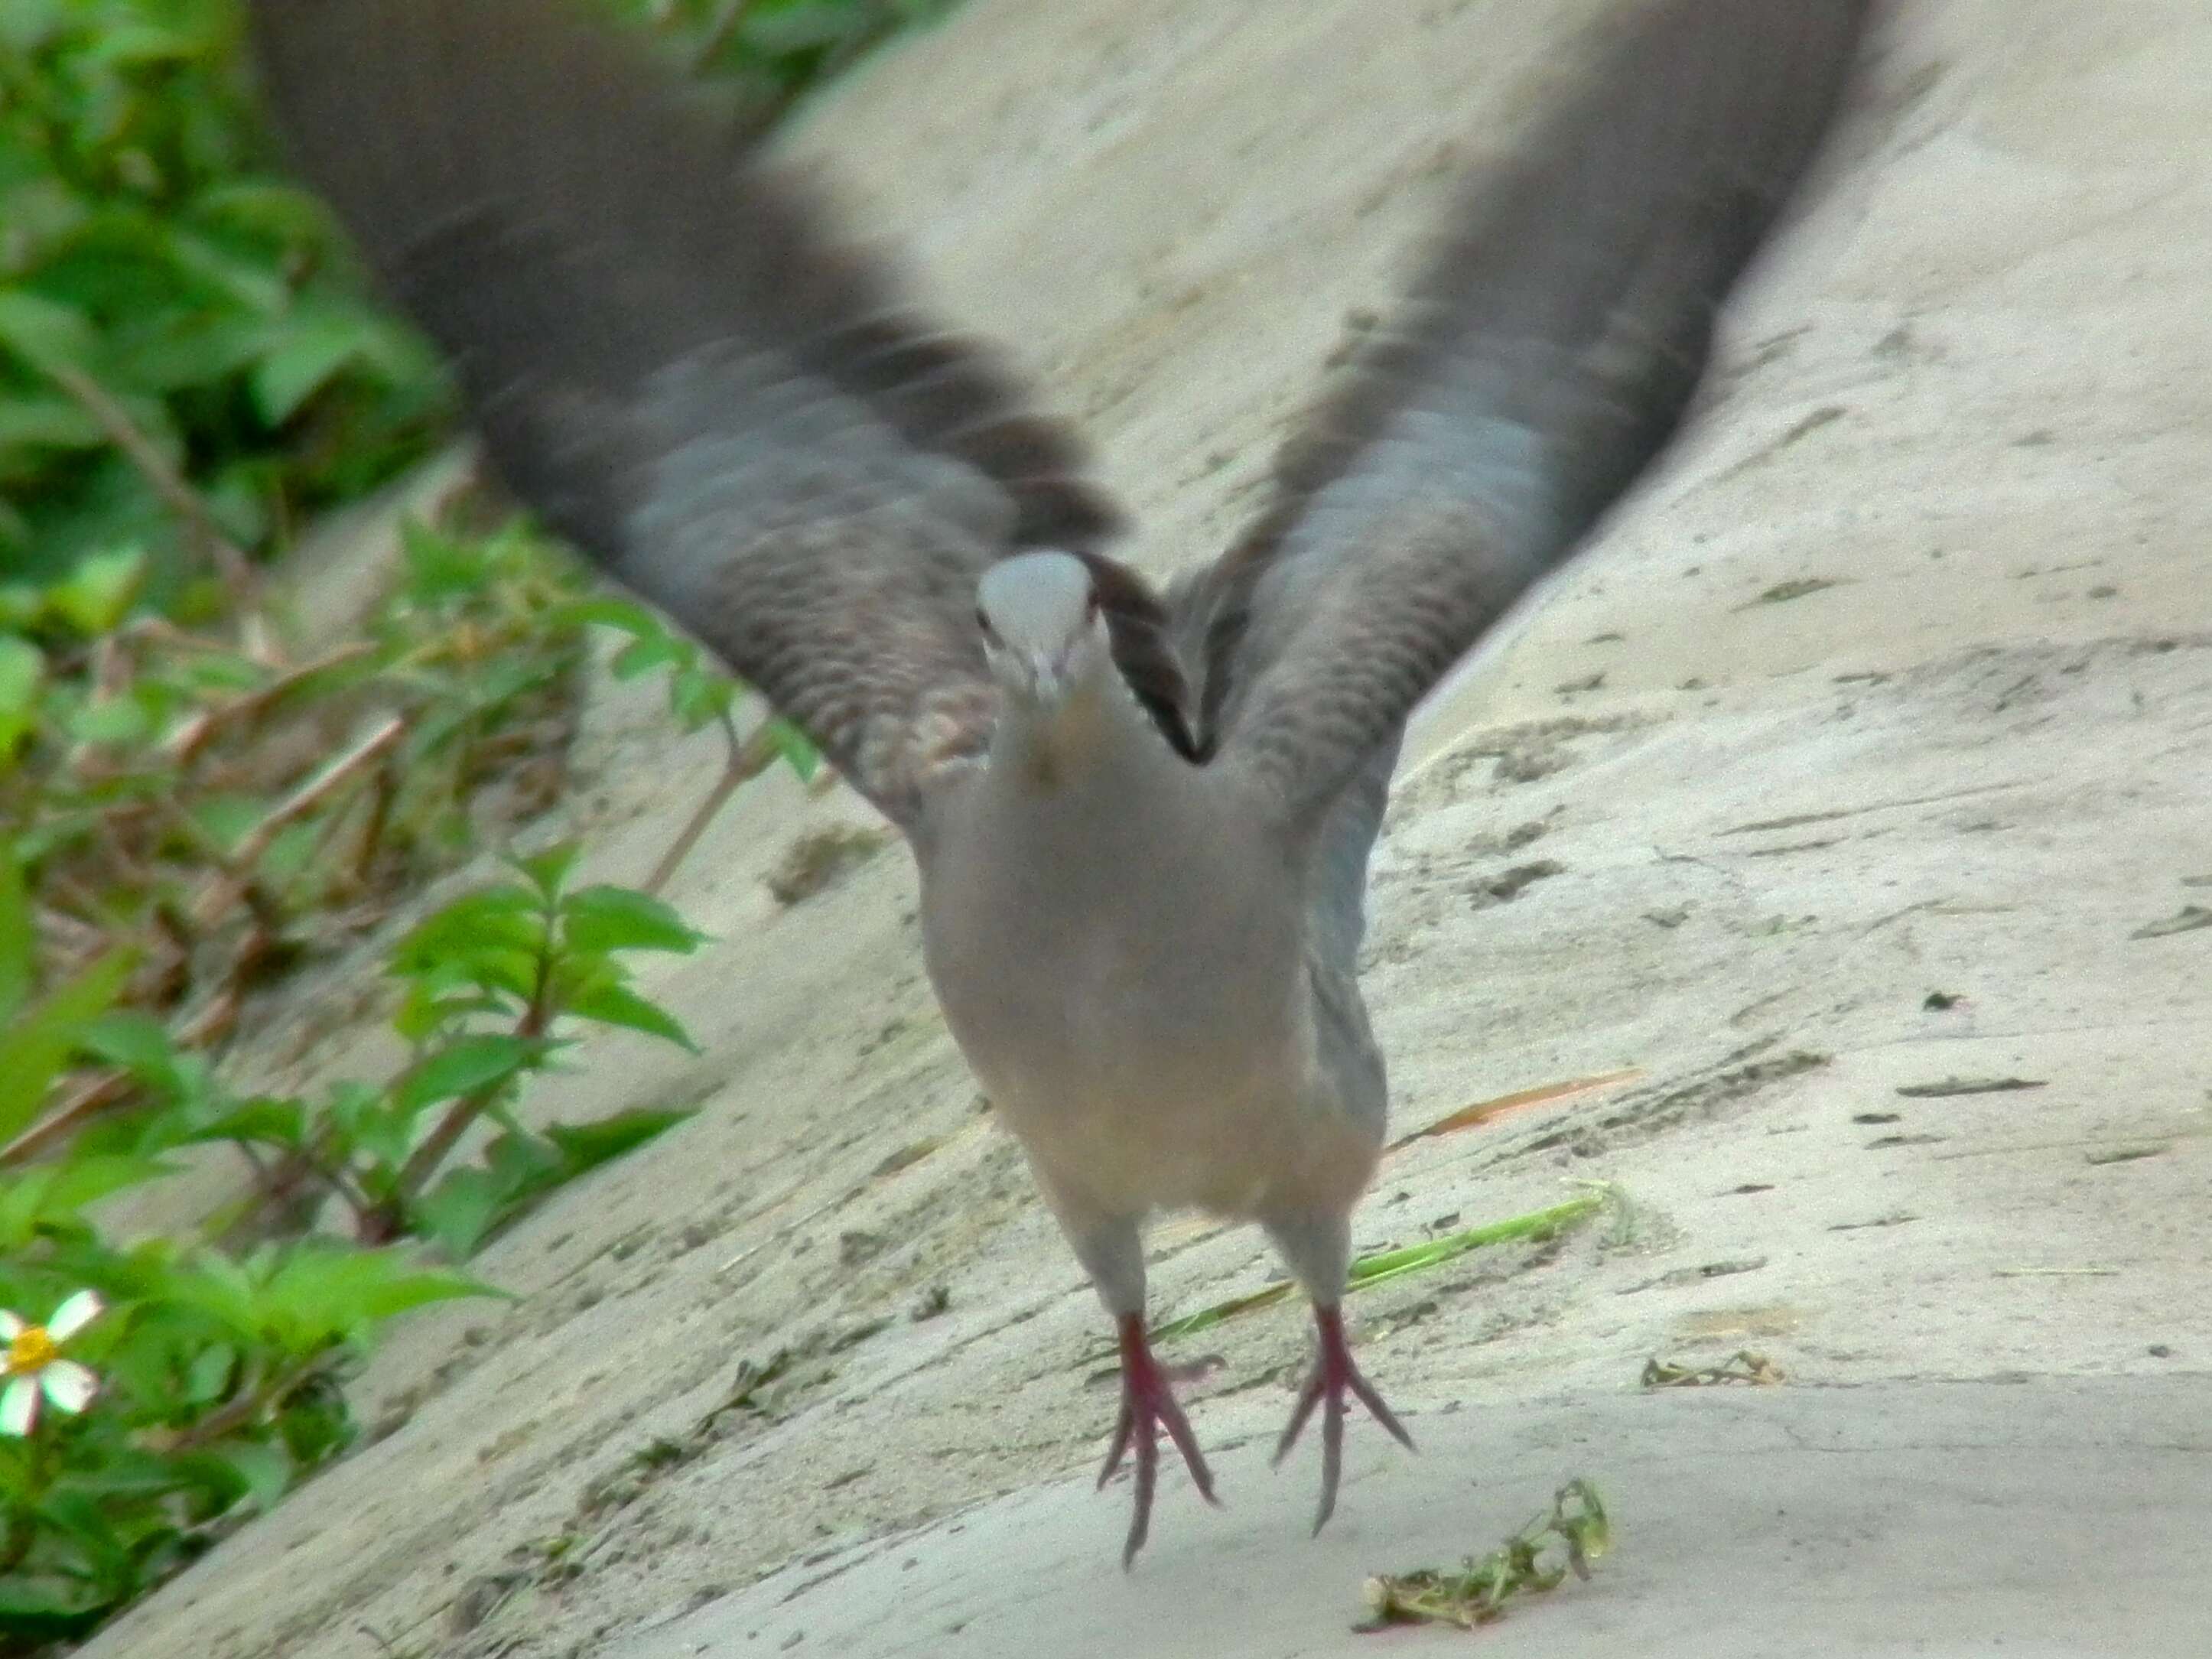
1184,0,1869,838
247,0,1874,1564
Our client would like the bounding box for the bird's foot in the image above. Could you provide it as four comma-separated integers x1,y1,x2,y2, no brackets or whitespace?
1274,1303,1415,1534
1098,1311,1218,1567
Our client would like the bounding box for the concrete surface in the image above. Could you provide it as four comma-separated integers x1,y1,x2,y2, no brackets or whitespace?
615,1378,2212,1658
76,2,2211,1657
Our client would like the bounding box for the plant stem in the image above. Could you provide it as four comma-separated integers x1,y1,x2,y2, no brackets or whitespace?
158,640,376,767
40,358,269,640
0,974,246,1166
229,715,406,872
643,708,781,895
160,1354,334,1452
364,928,558,1241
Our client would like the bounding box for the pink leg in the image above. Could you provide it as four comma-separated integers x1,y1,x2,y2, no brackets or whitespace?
1274,1303,1415,1534
1098,1312,1218,1567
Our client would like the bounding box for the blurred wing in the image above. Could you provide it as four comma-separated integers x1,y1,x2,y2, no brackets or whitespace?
247,0,1143,834
1189,0,1873,835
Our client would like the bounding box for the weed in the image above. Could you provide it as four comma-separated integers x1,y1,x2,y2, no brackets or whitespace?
1150,1193,1604,1342
1358,1478,1611,1632
1641,1350,1785,1387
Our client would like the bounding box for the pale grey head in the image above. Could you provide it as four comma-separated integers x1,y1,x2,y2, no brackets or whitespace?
974,551,1110,712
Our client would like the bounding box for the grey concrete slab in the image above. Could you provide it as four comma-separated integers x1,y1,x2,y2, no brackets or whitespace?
618,1376,2211,1659
71,4,2212,1657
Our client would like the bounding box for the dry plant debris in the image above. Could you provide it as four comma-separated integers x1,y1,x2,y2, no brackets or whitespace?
1641,1349,1786,1387
1357,1479,1612,1633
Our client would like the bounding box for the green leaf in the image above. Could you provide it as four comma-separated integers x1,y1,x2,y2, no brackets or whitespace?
543,1108,694,1177
184,1342,237,1406
564,980,698,1051
250,307,376,424
0,633,41,760
0,1154,179,1245
741,0,877,54
67,691,153,746
190,180,330,245
482,1132,566,1194
158,1251,262,1344
320,1079,380,1140
392,1033,542,1115
411,1165,509,1259
185,1096,307,1152
513,842,580,901
77,1010,177,1075
343,1097,417,1173
397,516,487,602
0,286,102,372
610,632,687,679
766,717,821,781
33,1153,177,1215
35,1488,135,1592
158,223,288,314
52,1447,204,1502
166,1243,502,1358
391,984,518,1044
387,887,545,981
202,1440,294,1514
82,20,202,68
0,947,135,1144
0,392,106,454
0,1578,104,1630
0,836,31,1020
668,664,737,730
44,545,146,633
554,594,663,637
255,1244,503,1350
559,885,704,956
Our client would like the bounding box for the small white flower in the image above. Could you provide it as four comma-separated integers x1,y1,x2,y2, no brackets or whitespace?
0,1289,103,1435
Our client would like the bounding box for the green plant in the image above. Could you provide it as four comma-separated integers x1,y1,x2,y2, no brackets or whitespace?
0,522,597,1141
0,827,708,1638
0,1,947,1640
0,1239,490,1642
0,833,496,1641
360,840,706,1253
609,0,961,128
0,0,447,601
47,838,708,1257
2,0,967,606
1146,1193,1605,1343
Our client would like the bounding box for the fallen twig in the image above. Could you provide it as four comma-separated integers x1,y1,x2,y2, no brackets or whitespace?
158,641,376,766
1387,1067,1644,1152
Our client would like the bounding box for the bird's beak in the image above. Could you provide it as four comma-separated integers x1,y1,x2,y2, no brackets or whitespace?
1023,650,1070,707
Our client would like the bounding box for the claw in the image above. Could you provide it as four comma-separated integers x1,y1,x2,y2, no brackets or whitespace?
1098,1312,1218,1566
1273,1303,1414,1534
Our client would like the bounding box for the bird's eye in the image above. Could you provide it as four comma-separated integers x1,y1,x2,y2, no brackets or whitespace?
975,606,997,642
1084,590,1102,622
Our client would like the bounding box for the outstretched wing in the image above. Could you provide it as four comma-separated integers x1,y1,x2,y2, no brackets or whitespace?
1183,0,1873,837
247,0,1166,834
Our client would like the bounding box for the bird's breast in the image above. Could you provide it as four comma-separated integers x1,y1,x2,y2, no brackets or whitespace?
917,755,1323,1211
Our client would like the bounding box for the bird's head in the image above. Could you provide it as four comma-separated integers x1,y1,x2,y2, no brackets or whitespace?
975,551,1111,714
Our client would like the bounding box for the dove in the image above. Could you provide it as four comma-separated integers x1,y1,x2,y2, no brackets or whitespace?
247,0,1872,1563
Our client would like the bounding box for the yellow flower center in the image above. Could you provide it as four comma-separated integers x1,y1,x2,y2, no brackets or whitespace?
5,1326,57,1375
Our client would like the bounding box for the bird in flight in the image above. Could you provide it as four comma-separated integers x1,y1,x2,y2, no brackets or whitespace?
248,0,1873,1566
